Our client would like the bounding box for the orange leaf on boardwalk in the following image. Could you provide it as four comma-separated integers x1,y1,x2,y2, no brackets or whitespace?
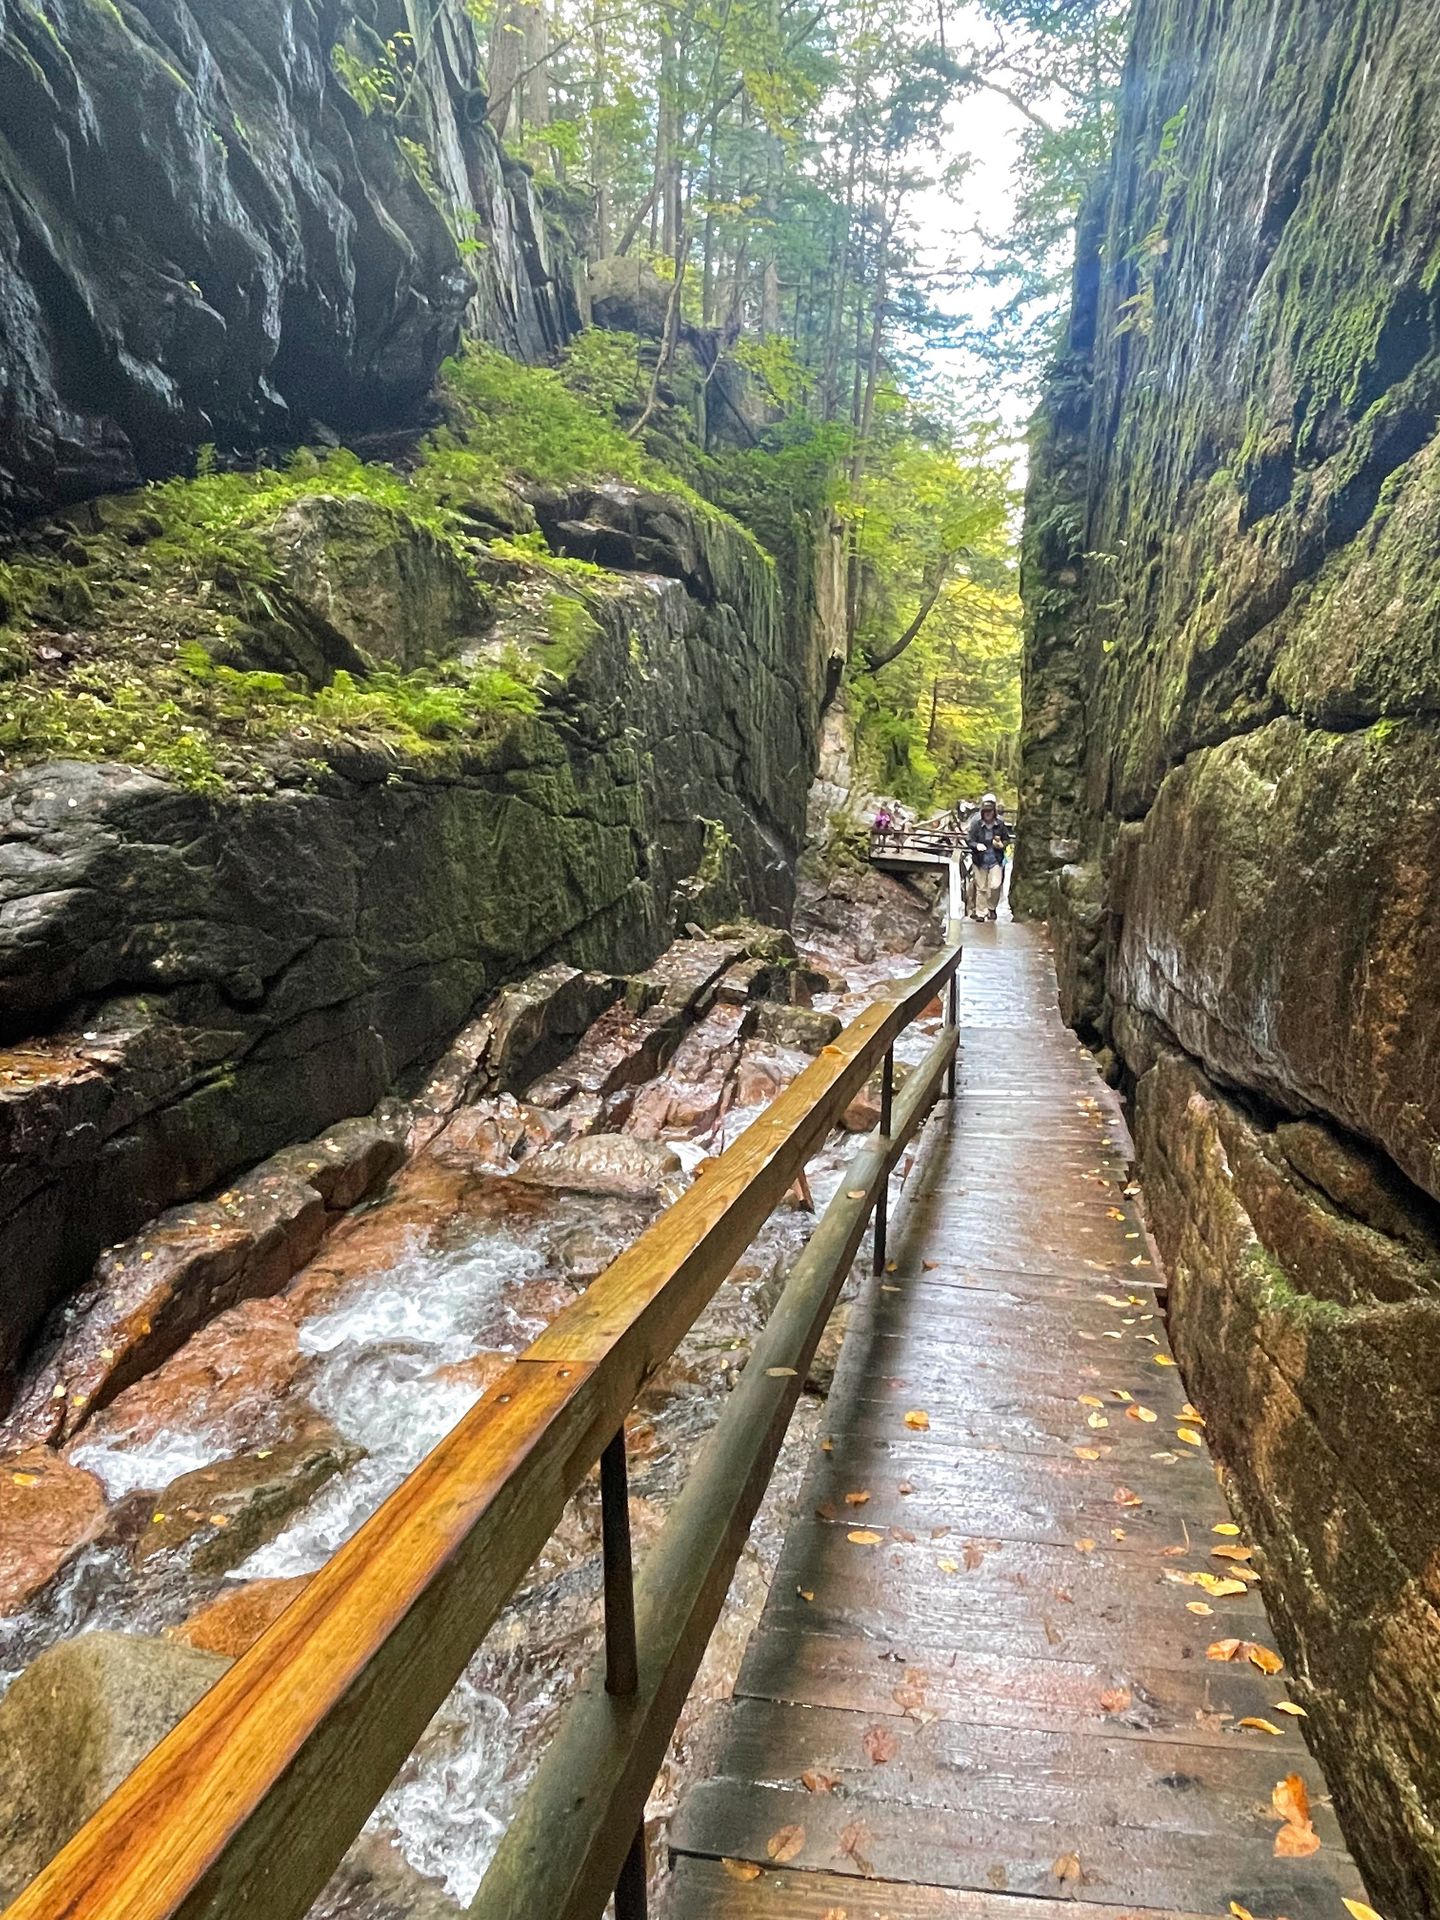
801,1768,839,1793
767,1824,806,1863
1099,1687,1132,1713
904,1409,930,1430
1271,1772,1321,1857
1053,1852,1083,1885
844,1490,871,1506
722,1858,760,1881
847,1528,882,1545
862,1724,898,1764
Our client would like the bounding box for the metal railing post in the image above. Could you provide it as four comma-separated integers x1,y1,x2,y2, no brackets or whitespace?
872,1045,895,1274
601,1428,646,1918
946,973,959,1099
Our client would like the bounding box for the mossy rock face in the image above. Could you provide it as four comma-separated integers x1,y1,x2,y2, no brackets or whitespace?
1021,3,1440,1902
259,494,489,675
0,475,821,1379
1138,1052,1440,1920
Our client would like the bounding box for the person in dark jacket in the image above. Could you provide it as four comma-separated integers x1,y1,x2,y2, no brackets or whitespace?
966,792,1009,921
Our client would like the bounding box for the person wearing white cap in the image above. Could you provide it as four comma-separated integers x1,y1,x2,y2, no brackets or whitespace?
965,793,1009,921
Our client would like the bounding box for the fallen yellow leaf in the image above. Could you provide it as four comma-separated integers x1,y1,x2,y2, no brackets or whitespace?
1273,1701,1307,1717
1074,1446,1102,1460
1187,1602,1214,1615
1237,1717,1283,1735
1342,1902,1384,1920
1078,1394,1104,1407
1176,1426,1203,1446
847,1529,882,1546
1154,1354,1176,1366
1126,1405,1158,1423
1213,1522,1241,1536
903,1409,930,1431
1087,1412,1110,1429
1074,1538,1097,1553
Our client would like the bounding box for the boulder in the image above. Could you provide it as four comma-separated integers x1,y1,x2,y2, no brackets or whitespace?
0,1447,108,1617
260,495,488,676
587,257,671,337
752,1004,842,1055
130,1428,360,1576
174,1575,312,1659
0,1633,230,1905
511,1135,686,1204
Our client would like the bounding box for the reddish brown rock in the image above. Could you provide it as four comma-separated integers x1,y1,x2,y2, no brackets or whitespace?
1,1116,402,1455
0,1447,108,1616
173,1574,313,1658
66,1297,308,1465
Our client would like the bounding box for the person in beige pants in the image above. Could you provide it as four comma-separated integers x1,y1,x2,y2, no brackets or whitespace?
965,794,1009,921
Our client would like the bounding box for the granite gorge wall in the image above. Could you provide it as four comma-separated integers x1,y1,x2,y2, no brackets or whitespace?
1020,4,1440,1913
0,476,823,1398
0,0,582,516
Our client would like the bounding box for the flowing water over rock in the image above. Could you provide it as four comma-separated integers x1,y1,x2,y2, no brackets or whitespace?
0,877,941,1913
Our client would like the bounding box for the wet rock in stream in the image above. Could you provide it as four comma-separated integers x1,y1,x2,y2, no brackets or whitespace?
0,1632,231,1906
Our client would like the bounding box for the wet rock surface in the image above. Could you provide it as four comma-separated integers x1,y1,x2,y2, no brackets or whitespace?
0,1632,230,1906
0,888,940,1913
0,0,581,515
1019,4,1440,1906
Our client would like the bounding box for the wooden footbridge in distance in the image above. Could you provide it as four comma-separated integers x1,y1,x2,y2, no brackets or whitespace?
2,915,1370,1920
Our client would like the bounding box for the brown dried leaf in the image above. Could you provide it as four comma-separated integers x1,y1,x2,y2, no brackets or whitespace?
1074,1446,1102,1461
1247,1641,1285,1675
1098,1687,1132,1714
892,1685,925,1710
844,1490,871,1507
1052,1852,1083,1885
801,1768,840,1793
836,1820,874,1875
862,1724,898,1764
767,1823,806,1864
1207,1637,1244,1661
1074,1538,1097,1554
722,1857,760,1881
963,1539,986,1569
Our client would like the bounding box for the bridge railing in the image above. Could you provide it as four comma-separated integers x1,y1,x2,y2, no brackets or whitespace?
6,936,963,1920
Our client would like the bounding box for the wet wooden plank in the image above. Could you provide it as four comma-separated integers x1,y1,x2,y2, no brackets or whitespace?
664,1857,1224,1920
737,1630,1308,1748
669,1774,1362,1920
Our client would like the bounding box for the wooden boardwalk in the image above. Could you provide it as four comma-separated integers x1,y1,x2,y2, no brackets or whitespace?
664,922,1367,1920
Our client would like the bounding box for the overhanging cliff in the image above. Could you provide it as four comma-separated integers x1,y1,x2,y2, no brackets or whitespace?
1020,5,1440,1912
0,0,583,516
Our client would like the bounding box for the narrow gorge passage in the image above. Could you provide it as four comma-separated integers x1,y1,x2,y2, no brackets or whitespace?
5,0,1440,1915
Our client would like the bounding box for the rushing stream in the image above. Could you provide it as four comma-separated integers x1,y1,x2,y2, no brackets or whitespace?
0,882,942,1914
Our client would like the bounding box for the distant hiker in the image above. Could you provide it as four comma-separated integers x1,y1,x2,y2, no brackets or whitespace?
966,793,1009,921
872,802,894,847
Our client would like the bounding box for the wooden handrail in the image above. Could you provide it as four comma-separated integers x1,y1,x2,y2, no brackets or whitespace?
469,1021,958,1920
5,938,961,1920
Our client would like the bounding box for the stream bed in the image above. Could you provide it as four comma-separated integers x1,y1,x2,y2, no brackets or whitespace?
0,876,942,1914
